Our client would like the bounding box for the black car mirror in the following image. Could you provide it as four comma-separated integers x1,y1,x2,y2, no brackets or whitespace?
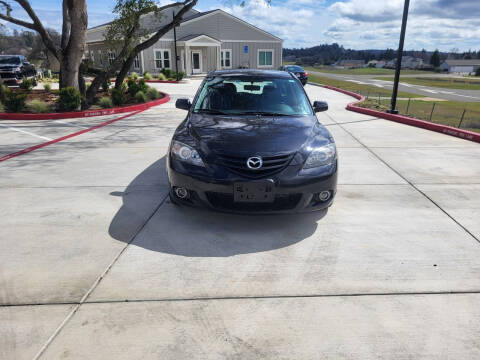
175,98,191,111
313,101,328,113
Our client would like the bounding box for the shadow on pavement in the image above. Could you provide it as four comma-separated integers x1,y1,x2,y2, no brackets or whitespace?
109,156,327,257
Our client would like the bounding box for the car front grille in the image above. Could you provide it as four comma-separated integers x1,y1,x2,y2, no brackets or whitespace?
206,192,302,212
216,153,294,178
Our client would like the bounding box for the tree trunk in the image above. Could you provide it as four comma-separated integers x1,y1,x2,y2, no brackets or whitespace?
115,55,136,89
59,0,87,90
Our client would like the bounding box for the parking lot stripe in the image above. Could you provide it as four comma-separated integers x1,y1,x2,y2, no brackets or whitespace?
0,123,53,141
0,110,143,163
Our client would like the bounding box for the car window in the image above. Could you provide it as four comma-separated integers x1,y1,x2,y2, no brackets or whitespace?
193,76,312,116
0,56,21,65
285,66,303,72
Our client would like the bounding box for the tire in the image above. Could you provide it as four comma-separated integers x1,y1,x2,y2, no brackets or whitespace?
169,191,180,206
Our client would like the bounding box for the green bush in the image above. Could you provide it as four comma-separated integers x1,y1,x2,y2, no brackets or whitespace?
99,97,113,108
135,90,148,103
43,83,51,92
143,72,152,80
146,87,159,100
0,101,4,112
1,84,10,103
127,78,148,96
27,99,50,113
111,84,127,106
176,71,185,81
5,92,27,112
161,68,172,78
57,87,81,111
20,78,35,91
130,72,138,80
101,77,111,93
156,73,167,80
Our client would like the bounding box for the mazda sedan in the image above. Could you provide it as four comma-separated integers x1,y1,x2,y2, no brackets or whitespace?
168,69,337,214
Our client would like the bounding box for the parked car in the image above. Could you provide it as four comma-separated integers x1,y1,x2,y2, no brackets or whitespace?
168,69,337,214
280,65,309,85
0,55,37,86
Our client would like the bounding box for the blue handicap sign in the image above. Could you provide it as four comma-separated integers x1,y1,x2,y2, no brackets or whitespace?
244,45,248,53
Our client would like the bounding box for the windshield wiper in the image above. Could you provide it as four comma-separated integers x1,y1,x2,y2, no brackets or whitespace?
194,109,229,115
240,111,295,117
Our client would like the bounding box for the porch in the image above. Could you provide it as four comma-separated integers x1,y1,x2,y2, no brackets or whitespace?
176,34,222,76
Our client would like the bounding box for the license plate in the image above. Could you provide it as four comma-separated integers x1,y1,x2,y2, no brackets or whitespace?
233,181,275,203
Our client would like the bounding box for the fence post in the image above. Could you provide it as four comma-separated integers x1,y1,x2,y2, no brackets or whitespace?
406,98,411,114
429,103,436,122
366,91,369,100
458,109,466,128
378,93,381,104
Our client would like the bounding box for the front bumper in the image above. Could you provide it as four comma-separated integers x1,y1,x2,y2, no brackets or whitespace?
167,158,337,214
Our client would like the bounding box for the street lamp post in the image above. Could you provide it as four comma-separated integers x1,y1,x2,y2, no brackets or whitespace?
389,0,410,114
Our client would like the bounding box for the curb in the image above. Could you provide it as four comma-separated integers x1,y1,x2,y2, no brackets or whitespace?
319,84,480,144
0,94,170,121
145,80,180,84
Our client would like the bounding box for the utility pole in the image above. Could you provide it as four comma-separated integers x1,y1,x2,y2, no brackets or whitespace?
389,0,410,114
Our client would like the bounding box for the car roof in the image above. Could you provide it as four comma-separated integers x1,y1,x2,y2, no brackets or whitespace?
209,69,293,78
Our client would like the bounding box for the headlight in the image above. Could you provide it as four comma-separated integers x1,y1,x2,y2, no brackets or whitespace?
303,143,336,169
171,140,205,167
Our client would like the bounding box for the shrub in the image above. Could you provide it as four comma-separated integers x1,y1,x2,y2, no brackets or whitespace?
176,71,185,81
111,84,127,106
168,77,175,81
130,72,138,80
0,84,10,103
101,77,111,93
135,90,148,103
99,97,113,108
20,78,35,91
5,92,27,112
57,87,81,111
27,99,50,113
43,83,51,92
143,72,152,80
146,87,159,100
138,78,148,92
127,78,140,96
156,73,167,81
161,68,172,78
0,101,4,112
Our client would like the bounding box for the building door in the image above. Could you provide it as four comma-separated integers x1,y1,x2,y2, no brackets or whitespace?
191,51,202,74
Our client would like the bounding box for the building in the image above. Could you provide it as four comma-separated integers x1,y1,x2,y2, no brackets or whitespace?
85,7,283,76
335,59,365,68
440,59,480,74
401,56,423,69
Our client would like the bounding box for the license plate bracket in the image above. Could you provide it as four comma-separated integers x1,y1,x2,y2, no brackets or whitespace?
233,181,275,203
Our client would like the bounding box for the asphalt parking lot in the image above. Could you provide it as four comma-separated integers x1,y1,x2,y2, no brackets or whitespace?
1,80,480,359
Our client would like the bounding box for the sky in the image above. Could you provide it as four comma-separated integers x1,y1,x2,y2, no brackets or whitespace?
1,0,479,52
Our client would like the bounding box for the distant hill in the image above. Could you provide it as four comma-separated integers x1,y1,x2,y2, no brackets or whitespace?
283,43,478,66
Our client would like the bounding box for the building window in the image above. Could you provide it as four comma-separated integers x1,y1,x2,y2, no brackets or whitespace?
133,54,140,69
154,49,171,69
258,50,273,67
108,51,116,65
221,49,232,69
98,50,103,65
89,51,94,62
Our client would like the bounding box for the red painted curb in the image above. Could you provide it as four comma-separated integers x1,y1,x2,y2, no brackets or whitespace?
321,84,480,144
0,94,170,121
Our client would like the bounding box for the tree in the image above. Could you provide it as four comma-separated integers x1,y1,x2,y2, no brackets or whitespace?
430,49,441,68
0,0,87,90
84,0,197,107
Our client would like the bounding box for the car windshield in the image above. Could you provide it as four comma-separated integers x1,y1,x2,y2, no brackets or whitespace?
193,76,313,116
285,65,304,72
0,56,21,65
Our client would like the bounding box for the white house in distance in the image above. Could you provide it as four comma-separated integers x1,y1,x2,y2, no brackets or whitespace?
85,7,283,76
440,59,480,74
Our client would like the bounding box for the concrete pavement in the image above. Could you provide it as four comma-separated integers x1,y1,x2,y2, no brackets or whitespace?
1,80,480,359
310,70,480,102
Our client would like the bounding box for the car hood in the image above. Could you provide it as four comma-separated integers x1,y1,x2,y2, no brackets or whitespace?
188,113,328,155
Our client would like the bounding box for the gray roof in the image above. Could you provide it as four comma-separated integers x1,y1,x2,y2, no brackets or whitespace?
443,59,480,66
177,34,220,42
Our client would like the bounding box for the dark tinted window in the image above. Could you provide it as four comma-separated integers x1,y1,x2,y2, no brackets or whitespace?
194,76,312,116
285,65,304,72
0,56,21,65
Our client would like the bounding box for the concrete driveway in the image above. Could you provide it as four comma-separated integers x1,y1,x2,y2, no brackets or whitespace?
1,80,480,359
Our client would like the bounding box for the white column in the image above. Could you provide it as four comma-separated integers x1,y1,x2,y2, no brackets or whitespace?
185,44,191,76
216,45,221,70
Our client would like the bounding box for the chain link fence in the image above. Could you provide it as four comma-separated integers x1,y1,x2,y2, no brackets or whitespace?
354,90,480,133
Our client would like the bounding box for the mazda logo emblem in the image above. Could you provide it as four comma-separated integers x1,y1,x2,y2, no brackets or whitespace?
246,156,263,169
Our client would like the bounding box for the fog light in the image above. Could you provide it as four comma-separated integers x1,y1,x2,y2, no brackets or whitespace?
318,191,331,202
174,187,189,199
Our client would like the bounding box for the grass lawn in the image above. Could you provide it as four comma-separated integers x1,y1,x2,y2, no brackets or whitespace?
357,99,480,133
308,73,422,99
373,76,480,90
304,66,422,76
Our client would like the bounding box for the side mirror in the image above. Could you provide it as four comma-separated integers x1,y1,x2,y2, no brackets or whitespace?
313,101,328,113
175,98,191,111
